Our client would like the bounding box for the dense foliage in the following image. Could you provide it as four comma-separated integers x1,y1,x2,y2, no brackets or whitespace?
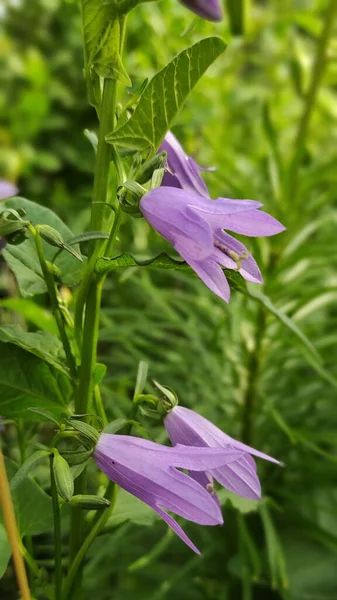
1,1,337,599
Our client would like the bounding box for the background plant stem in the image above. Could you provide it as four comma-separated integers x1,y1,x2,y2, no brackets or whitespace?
0,445,32,600
50,455,62,600
285,0,337,202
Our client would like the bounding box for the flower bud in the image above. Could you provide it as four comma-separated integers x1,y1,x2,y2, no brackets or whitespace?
135,152,167,185
67,418,100,445
53,452,74,502
69,495,111,510
36,224,64,248
153,380,178,414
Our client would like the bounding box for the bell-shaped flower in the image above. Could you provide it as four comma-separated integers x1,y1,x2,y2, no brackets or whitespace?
0,180,17,200
164,406,280,501
93,433,244,553
159,131,213,198
140,187,285,302
179,0,223,22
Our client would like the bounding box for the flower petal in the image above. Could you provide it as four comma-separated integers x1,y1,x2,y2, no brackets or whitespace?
211,458,261,500
179,0,223,22
0,180,18,200
152,505,201,554
220,209,286,237
174,246,231,302
140,188,213,258
160,131,210,198
214,231,263,284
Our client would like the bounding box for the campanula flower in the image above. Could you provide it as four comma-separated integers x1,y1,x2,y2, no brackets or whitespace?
140,188,285,302
93,433,243,553
164,406,280,501
159,131,213,198
0,180,17,200
179,0,223,22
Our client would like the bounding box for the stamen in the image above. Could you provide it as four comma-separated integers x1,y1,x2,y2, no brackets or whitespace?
214,240,249,271
206,483,215,495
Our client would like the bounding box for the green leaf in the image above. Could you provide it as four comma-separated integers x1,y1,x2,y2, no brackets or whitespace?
247,288,337,388
107,489,159,527
218,489,259,514
106,37,226,151
0,325,68,375
260,503,288,590
2,198,83,297
0,525,11,579
10,450,50,492
95,252,191,275
0,343,72,420
134,360,149,398
1,458,53,538
81,2,130,83
95,251,246,293
0,298,58,335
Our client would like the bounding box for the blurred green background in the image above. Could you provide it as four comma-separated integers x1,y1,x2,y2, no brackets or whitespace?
1,0,337,599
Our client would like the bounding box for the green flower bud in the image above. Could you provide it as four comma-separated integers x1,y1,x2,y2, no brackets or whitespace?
53,452,74,502
153,381,179,414
136,152,167,185
69,495,111,510
67,418,100,445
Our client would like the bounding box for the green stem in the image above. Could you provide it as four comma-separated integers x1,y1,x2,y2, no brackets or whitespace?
63,484,117,600
29,225,77,380
90,78,117,253
241,305,266,444
50,455,62,600
286,0,337,201
68,75,117,595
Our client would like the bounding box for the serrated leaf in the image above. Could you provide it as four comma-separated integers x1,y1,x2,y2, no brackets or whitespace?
2,198,83,296
106,37,226,150
81,1,130,83
96,251,246,295
0,343,72,420
95,251,247,293
0,325,68,375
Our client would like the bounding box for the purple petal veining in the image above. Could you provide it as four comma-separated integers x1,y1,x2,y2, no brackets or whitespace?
93,433,244,553
164,406,281,501
159,131,213,198
140,187,285,302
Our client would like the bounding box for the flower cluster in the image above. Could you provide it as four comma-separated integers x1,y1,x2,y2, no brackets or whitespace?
94,405,279,553
140,133,285,302
94,134,284,552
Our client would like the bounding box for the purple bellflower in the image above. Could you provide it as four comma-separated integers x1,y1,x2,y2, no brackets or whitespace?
93,433,244,553
0,180,18,251
0,180,18,200
159,131,213,198
164,406,280,501
179,0,223,22
140,188,285,302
